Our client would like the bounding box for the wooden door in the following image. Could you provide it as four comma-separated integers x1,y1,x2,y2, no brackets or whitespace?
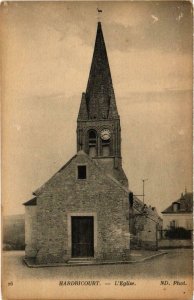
71,216,94,257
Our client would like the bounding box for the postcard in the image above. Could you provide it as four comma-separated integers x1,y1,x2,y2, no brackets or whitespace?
1,1,193,299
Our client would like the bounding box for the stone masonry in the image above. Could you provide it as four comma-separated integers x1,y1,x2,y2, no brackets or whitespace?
25,152,130,264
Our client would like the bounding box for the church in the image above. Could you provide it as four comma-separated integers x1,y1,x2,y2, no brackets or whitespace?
24,22,131,264
24,22,160,265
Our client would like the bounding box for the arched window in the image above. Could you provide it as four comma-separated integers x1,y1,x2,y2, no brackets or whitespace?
89,130,96,140
88,130,97,157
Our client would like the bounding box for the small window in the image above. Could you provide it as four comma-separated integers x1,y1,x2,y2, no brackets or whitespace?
77,165,87,179
173,202,179,212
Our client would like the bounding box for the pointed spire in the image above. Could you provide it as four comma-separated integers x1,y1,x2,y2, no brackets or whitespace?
85,22,119,120
78,93,88,120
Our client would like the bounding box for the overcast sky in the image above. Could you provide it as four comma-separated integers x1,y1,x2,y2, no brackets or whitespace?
2,1,192,216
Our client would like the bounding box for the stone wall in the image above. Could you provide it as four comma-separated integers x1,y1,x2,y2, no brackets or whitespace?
158,239,192,249
32,152,130,264
25,206,37,257
139,217,158,250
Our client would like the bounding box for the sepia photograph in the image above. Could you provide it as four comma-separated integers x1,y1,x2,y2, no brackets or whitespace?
1,1,193,299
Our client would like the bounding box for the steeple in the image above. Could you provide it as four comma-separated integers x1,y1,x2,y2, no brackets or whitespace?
78,22,119,120
76,22,128,188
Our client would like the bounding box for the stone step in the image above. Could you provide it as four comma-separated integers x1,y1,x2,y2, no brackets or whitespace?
67,258,95,264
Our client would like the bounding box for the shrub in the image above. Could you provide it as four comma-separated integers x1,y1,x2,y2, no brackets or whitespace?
165,227,192,239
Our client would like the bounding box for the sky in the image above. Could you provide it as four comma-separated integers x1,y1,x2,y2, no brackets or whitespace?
1,1,193,216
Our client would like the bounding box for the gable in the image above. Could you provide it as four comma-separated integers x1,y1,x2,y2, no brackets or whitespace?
31,149,160,218
33,151,128,199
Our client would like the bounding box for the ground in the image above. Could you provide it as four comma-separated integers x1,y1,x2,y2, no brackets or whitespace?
3,249,192,280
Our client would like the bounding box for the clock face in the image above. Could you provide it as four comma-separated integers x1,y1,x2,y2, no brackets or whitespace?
100,129,111,140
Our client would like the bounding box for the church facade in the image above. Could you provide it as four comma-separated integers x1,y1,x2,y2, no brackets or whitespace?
24,22,131,264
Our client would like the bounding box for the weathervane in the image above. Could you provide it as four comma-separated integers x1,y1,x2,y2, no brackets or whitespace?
97,8,103,21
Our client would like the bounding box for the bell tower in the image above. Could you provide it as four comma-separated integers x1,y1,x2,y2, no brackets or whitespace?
77,22,128,187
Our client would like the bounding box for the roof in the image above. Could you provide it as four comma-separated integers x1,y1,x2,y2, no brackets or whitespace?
23,150,161,221
33,153,78,196
162,192,193,214
23,197,37,206
30,150,129,198
24,150,131,205
78,22,119,121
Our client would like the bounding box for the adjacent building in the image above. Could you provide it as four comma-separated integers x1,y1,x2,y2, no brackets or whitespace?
129,195,163,250
161,192,193,230
158,191,193,248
